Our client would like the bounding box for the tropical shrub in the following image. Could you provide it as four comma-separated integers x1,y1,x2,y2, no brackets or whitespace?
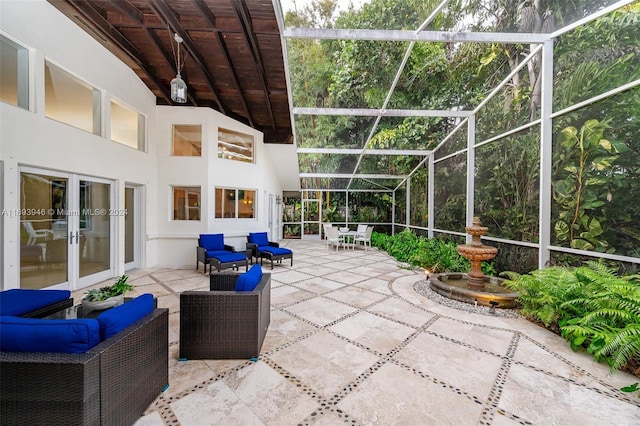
502,262,640,374
560,263,640,371
370,230,495,274
501,268,587,327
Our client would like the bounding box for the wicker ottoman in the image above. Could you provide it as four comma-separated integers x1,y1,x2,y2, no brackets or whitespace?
209,253,248,272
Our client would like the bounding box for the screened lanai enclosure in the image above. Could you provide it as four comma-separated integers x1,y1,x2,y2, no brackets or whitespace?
277,0,640,274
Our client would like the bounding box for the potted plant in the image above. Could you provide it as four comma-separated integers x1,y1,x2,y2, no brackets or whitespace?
81,275,133,311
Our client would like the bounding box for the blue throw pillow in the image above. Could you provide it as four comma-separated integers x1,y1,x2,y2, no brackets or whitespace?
0,316,100,353
200,234,224,251
249,232,269,247
0,289,71,316
234,264,263,291
97,294,154,340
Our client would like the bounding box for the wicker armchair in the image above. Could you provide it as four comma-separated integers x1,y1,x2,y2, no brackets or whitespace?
179,272,271,359
196,233,236,273
246,232,293,269
0,308,169,426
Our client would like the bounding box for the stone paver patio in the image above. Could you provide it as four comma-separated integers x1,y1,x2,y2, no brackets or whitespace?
74,240,640,425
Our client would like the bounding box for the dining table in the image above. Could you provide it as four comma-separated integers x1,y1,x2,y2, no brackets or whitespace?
337,228,359,250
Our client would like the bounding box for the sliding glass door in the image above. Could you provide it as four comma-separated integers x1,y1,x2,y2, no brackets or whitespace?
19,169,113,289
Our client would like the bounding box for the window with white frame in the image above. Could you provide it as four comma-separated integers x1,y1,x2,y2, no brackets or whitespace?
215,188,255,219
172,124,202,156
110,98,145,150
45,60,101,135
173,186,201,220
218,128,254,163
0,35,29,109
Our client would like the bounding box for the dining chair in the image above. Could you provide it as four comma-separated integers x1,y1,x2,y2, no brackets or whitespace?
322,223,334,247
354,226,373,251
324,226,343,251
356,224,368,237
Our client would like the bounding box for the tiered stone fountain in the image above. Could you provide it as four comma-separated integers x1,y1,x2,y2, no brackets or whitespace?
428,217,519,309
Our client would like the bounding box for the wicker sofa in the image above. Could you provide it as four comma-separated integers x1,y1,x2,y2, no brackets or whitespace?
0,289,73,318
0,308,169,425
180,271,271,359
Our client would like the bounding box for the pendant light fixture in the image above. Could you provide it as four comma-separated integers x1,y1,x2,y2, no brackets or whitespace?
170,32,187,103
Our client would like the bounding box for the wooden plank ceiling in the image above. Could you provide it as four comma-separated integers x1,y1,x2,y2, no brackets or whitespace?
47,0,292,144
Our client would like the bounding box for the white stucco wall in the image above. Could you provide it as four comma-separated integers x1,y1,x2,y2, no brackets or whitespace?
154,106,283,266
0,0,287,287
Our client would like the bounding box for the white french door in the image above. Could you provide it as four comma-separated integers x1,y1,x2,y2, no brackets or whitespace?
19,168,114,290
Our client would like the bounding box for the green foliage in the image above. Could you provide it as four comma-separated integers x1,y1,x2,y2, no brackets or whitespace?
501,267,585,327
84,275,132,302
370,230,497,274
502,262,640,372
560,263,640,370
553,119,628,253
621,382,639,398
286,0,640,267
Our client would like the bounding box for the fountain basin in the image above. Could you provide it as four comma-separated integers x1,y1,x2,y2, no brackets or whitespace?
429,273,519,309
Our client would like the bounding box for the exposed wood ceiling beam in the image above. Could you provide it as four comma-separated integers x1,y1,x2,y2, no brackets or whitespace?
148,0,225,113
190,0,253,126
109,0,144,24
64,0,172,104
231,0,276,130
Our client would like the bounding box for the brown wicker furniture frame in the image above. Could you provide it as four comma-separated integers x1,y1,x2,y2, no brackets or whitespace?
209,253,249,273
0,308,169,426
21,297,74,318
196,243,236,274
246,241,293,270
179,272,271,359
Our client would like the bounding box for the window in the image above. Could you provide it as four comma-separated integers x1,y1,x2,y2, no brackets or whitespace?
218,128,254,163
0,35,29,109
172,124,202,156
173,186,200,220
45,60,101,135
215,188,255,219
111,98,145,150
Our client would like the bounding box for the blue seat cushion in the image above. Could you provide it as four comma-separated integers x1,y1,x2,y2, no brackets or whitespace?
212,253,247,263
0,289,71,317
260,247,292,256
200,234,225,251
0,315,100,353
234,264,263,291
97,293,155,340
249,232,269,247
206,249,233,258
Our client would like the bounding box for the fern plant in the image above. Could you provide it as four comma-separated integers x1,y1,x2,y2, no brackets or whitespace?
560,262,640,370
501,267,586,326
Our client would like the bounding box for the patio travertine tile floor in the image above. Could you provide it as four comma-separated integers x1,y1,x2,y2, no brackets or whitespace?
74,240,640,425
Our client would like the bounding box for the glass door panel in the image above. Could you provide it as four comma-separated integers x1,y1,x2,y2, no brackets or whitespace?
19,169,113,290
19,172,68,289
78,180,110,278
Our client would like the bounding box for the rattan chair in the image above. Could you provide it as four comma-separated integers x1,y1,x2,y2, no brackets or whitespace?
196,233,236,273
246,232,293,269
179,272,271,360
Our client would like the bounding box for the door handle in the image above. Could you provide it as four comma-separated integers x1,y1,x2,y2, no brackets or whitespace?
75,231,80,244
69,231,75,244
